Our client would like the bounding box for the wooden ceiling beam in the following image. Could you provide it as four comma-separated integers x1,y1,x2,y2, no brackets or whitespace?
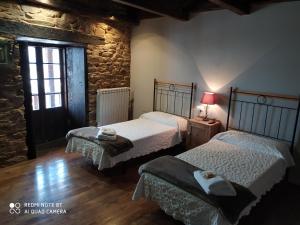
18,0,139,24
0,18,104,45
20,0,109,15
112,0,189,21
208,0,250,15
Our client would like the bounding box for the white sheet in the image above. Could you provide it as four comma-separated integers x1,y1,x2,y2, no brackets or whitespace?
66,112,187,170
133,130,294,225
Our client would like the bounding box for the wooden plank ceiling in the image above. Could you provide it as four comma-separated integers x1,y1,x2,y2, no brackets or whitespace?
18,0,300,24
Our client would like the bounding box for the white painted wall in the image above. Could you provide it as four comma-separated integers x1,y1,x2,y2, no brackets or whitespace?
130,2,300,183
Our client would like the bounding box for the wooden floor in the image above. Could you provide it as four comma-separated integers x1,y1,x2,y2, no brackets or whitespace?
0,148,299,225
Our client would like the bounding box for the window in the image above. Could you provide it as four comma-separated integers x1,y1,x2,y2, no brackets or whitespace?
27,46,64,111
28,46,39,110
42,47,62,109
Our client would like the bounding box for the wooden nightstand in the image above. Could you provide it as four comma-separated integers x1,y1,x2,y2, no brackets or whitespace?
186,118,221,149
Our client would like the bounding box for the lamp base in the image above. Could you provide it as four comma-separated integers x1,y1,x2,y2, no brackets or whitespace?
203,104,209,121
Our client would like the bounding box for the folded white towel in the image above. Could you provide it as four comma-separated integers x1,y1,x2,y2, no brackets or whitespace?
100,127,116,136
96,127,117,141
193,170,237,196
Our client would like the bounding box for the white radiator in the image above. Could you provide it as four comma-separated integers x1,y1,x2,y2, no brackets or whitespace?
96,87,130,126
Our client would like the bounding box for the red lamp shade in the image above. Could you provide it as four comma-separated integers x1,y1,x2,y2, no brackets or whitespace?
201,92,216,105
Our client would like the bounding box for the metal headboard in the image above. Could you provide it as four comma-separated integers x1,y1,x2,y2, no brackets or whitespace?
226,87,300,152
153,79,195,119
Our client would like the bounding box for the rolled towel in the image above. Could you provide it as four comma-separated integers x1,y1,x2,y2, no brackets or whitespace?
193,170,237,196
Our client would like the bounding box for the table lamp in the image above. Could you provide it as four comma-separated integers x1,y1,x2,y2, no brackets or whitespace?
201,92,216,121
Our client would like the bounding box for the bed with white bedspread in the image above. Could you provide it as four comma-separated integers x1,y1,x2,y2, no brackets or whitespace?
133,130,295,225
66,111,187,170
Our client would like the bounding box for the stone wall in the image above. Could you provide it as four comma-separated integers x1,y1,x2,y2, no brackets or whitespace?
87,24,131,124
0,1,131,166
0,35,27,166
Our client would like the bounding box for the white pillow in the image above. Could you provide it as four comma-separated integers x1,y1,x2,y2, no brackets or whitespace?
139,111,187,132
213,130,294,167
